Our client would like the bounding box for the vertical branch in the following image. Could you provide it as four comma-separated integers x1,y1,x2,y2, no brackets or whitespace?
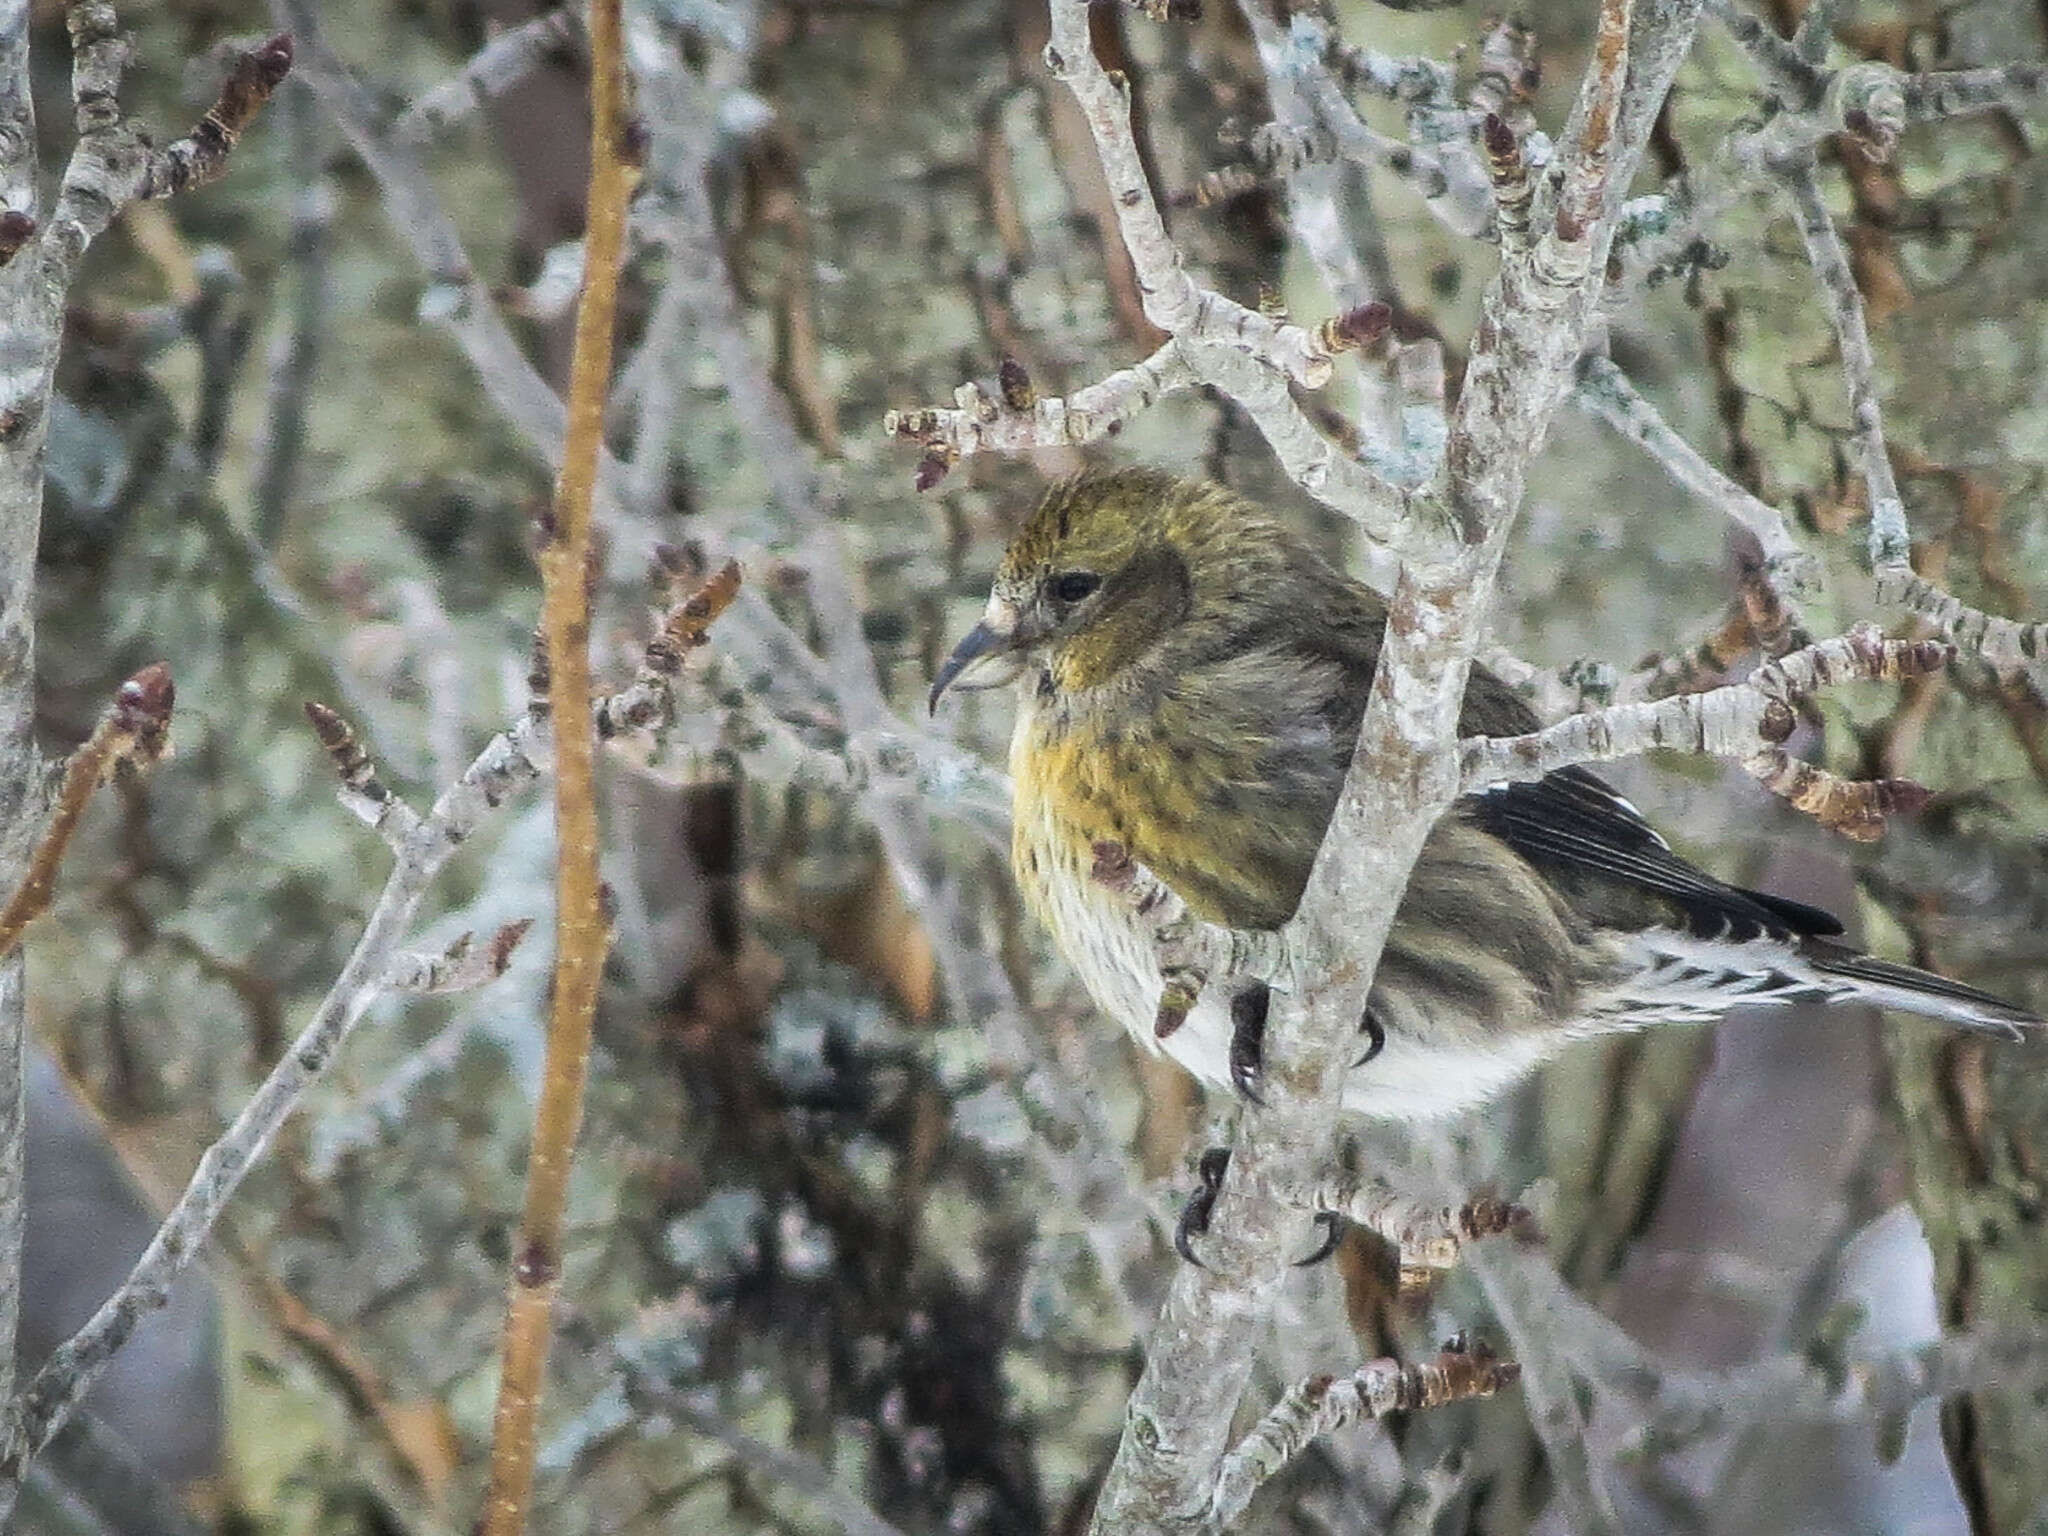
0,958,18,1439
0,0,31,221
1779,158,1912,578
0,12,44,1423
477,0,629,1528
251,77,331,547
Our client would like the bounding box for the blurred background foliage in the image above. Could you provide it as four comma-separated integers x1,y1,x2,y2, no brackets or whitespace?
14,0,2048,1531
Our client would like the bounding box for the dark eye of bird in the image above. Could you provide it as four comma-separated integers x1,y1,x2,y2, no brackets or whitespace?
1051,571,1100,604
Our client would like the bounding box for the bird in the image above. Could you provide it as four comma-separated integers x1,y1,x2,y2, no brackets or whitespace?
929,467,2039,1124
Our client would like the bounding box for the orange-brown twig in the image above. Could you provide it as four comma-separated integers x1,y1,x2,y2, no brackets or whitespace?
0,665,174,961
478,0,632,1525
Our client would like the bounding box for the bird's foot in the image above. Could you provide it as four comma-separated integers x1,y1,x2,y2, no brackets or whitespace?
1174,1146,1233,1266
1354,1009,1385,1068
1228,984,1268,1104
1174,1145,1348,1268
1231,994,1383,1098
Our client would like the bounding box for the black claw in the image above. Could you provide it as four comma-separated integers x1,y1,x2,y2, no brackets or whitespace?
1229,984,1270,1104
1295,1211,1344,1267
1353,1009,1386,1069
1175,1146,1232,1266
1441,1331,1495,1360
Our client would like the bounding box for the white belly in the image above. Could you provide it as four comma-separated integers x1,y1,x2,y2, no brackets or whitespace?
1020,789,1559,1122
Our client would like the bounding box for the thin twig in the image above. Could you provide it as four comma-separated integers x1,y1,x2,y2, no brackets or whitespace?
0,665,175,961
1776,157,2047,676
395,10,581,144
478,0,633,1526
1461,625,1953,839
383,919,536,994
1778,158,1911,575
1573,355,1816,588
0,717,546,1494
1209,1348,1521,1528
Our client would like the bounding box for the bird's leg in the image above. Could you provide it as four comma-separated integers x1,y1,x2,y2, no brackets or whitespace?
1174,1145,1345,1268
1228,983,1269,1104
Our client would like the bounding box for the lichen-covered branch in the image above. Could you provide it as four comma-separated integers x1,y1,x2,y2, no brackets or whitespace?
0,713,545,1504
1890,573,2048,675
383,920,536,995
0,560,743,1511
1776,158,1911,576
137,32,293,198
595,558,744,738
1573,354,1816,590
0,14,285,1485
882,344,1197,489
1208,1346,1522,1530
1088,840,1289,1040
1704,2,2048,690
479,0,632,1522
1461,625,1953,839
1085,0,1706,1528
395,9,581,144
893,0,1413,545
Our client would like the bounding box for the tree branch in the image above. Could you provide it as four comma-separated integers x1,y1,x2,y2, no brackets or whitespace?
395,10,581,144
0,665,175,961
1573,354,1818,595
480,0,633,1516
1084,0,1705,1529
1461,625,1953,839
1208,1346,1521,1529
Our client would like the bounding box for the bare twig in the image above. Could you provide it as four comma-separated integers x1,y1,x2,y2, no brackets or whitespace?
1461,625,1952,839
1777,159,1910,575
0,717,547,1498
1209,1347,1521,1529
137,32,294,198
303,701,419,847
595,558,744,737
1573,355,1817,591
0,664,175,961
479,0,633,1525
395,10,581,144
383,919,535,994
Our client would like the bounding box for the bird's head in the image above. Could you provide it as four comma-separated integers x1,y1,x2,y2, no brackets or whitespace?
930,468,1283,712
